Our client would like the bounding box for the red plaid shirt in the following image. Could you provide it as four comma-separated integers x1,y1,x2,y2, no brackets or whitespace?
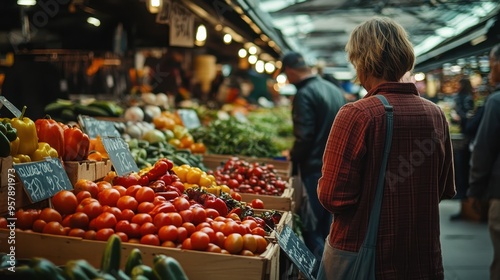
318,82,456,279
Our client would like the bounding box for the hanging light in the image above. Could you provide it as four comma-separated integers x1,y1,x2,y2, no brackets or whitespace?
87,17,101,27
248,46,257,55
238,48,247,58
196,24,207,42
255,60,265,73
223,33,232,44
248,55,257,64
17,0,36,6
265,62,276,74
147,0,161,14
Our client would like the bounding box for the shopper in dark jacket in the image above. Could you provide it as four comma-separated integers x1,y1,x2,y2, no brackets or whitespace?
281,51,346,260
468,43,500,280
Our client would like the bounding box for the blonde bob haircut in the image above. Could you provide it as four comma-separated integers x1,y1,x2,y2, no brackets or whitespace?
345,17,415,82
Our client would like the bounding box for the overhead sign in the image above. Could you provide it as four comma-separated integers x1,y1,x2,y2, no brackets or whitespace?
14,158,73,203
276,225,318,280
101,136,139,176
78,115,121,139
169,2,194,47
177,109,200,129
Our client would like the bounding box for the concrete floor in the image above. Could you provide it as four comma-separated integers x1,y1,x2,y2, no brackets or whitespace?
440,199,492,280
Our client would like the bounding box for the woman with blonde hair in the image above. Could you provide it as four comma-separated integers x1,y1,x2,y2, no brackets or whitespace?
317,17,455,279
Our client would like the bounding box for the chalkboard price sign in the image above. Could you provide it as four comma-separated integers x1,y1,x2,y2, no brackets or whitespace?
277,225,319,280
101,136,139,176
13,158,73,203
177,109,201,129
78,115,121,139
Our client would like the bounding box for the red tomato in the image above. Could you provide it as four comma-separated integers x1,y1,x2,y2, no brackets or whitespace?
206,243,222,253
140,222,158,236
98,188,121,207
97,181,113,193
214,231,226,248
251,227,266,237
82,201,104,220
242,219,258,230
181,237,192,250
68,228,86,238
195,222,210,231
205,208,220,219
198,227,216,244
181,222,196,236
115,220,131,233
61,215,72,227
230,192,242,201
74,179,99,198
116,195,139,212
76,191,92,203
104,207,122,221
95,212,117,230
172,197,190,212
242,233,257,253
112,185,127,196
121,209,135,221
42,221,65,235
52,190,78,215
191,231,210,251
125,185,142,197
140,234,160,246
254,234,268,254
221,221,238,236
165,212,183,227
176,226,188,243
84,230,96,240
137,202,155,214
191,207,207,225
40,208,62,223
179,209,194,223
32,219,47,233
161,241,177,248
251,199,265,209
135,187,155,203
153,196,167,205
224,233,243,254
158,225,178,242
95,228,115,241
131,213,153,225
69,212,90,229
115,231,129,242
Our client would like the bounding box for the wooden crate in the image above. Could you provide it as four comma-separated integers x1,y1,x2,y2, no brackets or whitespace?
0,181,49,216
202,154,291,180
0,157,13,188
0,229,281,280
241,187,294,212
64,159,112,186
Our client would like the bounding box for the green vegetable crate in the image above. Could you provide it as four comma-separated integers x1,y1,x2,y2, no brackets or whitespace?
0,228,282,280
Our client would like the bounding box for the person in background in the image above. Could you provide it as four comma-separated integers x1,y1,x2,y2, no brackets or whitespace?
281,51,346,260
317,17,455,279
468,43,500,280
450,77,475,220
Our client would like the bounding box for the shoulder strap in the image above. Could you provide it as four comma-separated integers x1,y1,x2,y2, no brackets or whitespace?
363,94,393,247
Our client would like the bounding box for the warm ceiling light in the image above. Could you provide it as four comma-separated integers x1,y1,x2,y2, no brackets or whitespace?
196,24,207,42
414,72,425,82
223,33,232,44
265,62,276,73
255,60,265,73
17,0,36,6
87,17,101,27
248,46,257,55
238,48,247,58
248,55,257,64
147,0,161,13
150,0,161,8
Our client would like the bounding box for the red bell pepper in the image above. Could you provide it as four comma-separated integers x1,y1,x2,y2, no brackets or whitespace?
146,160,169,181
113,172,149,188
62,126,90,161
35,115,65,158
203,196,228,217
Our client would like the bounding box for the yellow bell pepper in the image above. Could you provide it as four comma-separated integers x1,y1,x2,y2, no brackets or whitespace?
30,142,58,162
10,137,20,156
10,106,38,155
13,154,31,163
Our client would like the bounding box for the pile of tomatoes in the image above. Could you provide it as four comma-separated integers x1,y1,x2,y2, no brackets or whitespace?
211,157,288,196
6,177,276,256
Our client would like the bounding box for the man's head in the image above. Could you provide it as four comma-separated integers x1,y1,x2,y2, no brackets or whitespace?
281,51,311,84
489,43,500,87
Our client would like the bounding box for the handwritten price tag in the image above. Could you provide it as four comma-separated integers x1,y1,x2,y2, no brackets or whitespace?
13,158,73,203
277,225,318,280
101,136,139,176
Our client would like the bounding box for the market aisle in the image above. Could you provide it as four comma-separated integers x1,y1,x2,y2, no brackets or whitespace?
440,199,492,280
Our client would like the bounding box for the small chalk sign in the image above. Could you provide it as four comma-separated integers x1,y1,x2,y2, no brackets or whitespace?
13,158,73,203
78,115,121,139
0,96,21,118
177,109,201,129
101,136,139,176
276,225,319,280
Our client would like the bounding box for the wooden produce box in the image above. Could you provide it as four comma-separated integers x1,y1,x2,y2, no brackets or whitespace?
0,230,281,280
241,186,294,212
64,159,112,186
202,154,292,180
0,157,13,188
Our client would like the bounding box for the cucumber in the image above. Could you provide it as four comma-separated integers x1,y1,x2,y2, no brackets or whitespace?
61,108,77,121
74,104,110,117
44,100,74,115
124,248,143,276
153,255,188,280
100,234,122,275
